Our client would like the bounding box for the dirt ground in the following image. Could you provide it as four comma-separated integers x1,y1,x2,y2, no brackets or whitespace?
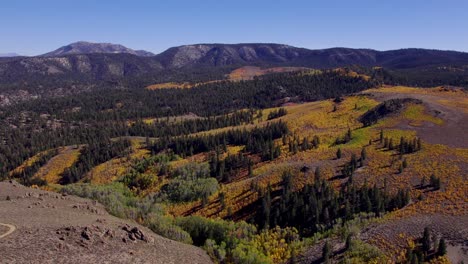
298,214,468,263
360,214,468,263
0,180,212,264
365,88,468,148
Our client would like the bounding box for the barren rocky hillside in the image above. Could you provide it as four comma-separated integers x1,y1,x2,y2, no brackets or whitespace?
0,180,212,264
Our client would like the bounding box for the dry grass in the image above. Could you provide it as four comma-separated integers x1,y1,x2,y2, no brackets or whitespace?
34,146,82,184
83,140,150,184
8,150,52,177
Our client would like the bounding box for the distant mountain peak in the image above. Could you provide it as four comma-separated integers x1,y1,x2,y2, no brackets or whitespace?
0,52,21,57
42,41,155,57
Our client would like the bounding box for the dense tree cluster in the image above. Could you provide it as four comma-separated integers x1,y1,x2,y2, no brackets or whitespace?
161,163,219,204
150,121,288,158
120,154,176,192
288,134,320,154
3,70,376,123
128,110,255,138
209,152,253,183
405,227,447,264
9,149,59,186
255,171,410,235
267,108,288,120
60,138,131,184
1,71,372,181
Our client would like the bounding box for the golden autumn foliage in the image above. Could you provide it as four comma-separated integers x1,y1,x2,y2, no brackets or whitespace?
34,146,81,184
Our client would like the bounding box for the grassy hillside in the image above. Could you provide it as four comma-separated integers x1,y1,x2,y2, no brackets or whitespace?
6,85,466,263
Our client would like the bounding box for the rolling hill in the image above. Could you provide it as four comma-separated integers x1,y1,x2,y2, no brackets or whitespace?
2,84,466,263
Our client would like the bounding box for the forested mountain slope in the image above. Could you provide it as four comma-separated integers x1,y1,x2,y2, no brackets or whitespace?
1,43,467,103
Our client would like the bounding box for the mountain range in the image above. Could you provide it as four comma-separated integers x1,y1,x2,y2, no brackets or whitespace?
0,41,467,98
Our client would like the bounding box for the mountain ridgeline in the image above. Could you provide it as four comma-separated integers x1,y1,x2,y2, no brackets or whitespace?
0,42,468,98
42,41,155,57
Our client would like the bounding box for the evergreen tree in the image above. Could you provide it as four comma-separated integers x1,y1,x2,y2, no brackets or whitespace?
422,227,431,254
389,138,394,150
430,174,441,190
322,241,331,264
346,128,352,142
345,234,353,250
314,167,321,182
336,148,342,159
437,238,447,256
361,147,367,161
248,160,253,177
313,135,320,148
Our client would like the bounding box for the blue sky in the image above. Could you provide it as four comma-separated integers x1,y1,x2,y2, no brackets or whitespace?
1,0,467,55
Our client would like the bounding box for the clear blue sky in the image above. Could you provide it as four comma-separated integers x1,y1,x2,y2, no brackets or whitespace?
1,0,467,55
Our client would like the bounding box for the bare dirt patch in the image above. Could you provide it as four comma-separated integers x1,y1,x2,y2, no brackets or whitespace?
360,214,468,262
364,87,468,148
0,180,212,264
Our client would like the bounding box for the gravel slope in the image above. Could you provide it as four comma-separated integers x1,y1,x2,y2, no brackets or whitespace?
0,181,213,264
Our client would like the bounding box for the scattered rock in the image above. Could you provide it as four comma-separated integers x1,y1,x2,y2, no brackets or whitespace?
81,227,92,241
121,225,153,243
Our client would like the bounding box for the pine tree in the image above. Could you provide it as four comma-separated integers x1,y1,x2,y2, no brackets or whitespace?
301,137,310,151
322,241,331,264
437,238,447,256
313,135,320,148
219,192,226,210
422,227,431,254
314,167,321,182
248,160,253,177
346,128,352,142
380,129,384,143
336,148,342,159
430,174,441,190
345,234,353,250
